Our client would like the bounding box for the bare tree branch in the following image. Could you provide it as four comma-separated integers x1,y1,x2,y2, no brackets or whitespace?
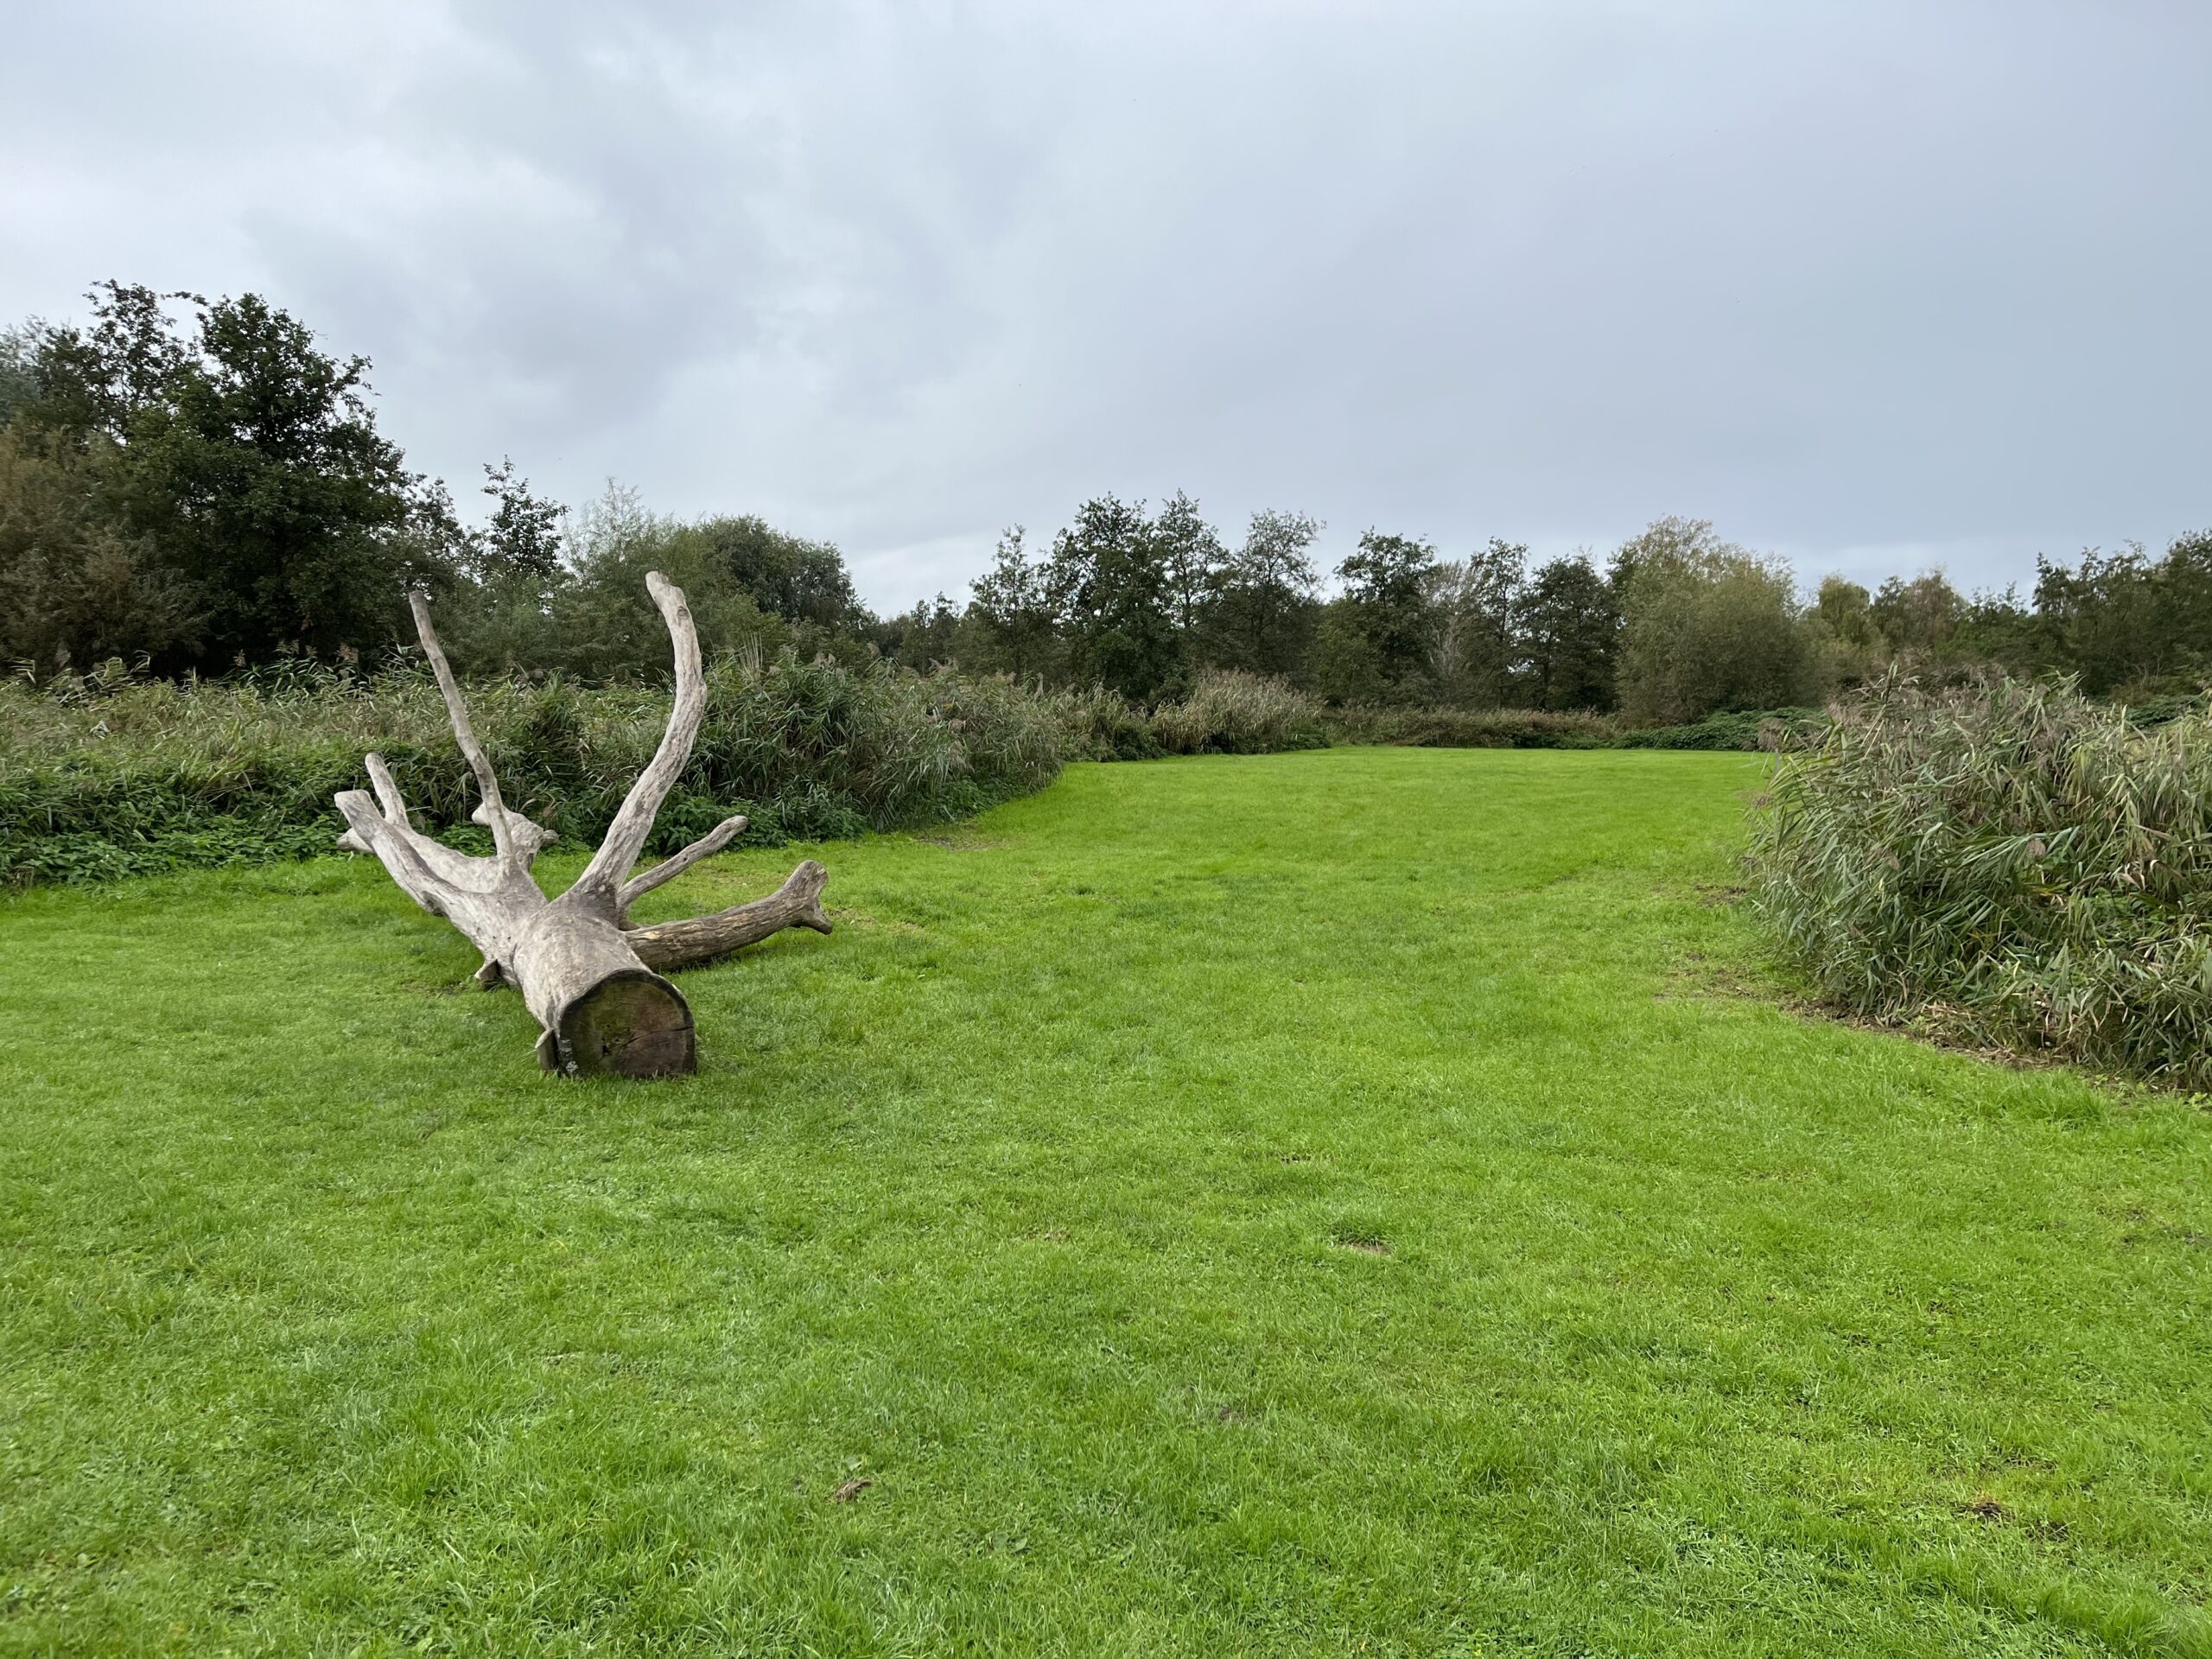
365,753,412,826
626,859,831,973
617,814,748,919
407,590,518,873
570,571,708,906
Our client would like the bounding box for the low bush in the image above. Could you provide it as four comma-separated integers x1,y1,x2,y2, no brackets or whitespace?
1616,707,1823,751
1749,671,2212,1085
1342,707,1616,749
0,655,1071,887
1149,671,1328,756
1048,683,1166,762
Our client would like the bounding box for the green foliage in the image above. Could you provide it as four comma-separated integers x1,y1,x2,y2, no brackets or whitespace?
1046,493,1188,702
1201,507,1321,677
0,425,203,674
693,512,861,629
1615,707,1823,751
20,283,457,670
1313,530,1442,705
2030,531,2212,696
1337,705,1615,748
964,525,1060,680
1516,554,1619,712
1050,683,1167,761
1428,537,1525,708
0,318,47,428
0,655,1074,887
1751,671,2212,1084
1614,518,1816,724
1149,670,1327,755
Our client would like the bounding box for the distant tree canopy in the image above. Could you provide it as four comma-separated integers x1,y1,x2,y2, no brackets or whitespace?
15,283,460,671
0,283,879,683
5,283,2202,718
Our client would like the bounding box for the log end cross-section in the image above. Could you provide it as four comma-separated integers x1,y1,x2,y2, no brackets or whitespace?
557,970,696,1078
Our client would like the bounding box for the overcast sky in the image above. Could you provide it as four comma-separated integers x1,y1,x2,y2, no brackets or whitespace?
4,1,2207,610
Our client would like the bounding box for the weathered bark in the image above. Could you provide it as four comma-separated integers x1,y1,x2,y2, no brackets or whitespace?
626,859,831,973
334,572,830,1078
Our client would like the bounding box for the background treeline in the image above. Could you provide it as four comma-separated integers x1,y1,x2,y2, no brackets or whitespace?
10,285,2209,725
880,504,2212,721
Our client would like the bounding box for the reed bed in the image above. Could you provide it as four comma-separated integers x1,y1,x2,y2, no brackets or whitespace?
1751,671,2212,1085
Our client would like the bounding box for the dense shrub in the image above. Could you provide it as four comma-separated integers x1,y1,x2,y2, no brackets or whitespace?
1750,672,2212,1085
1338,706,1614,749
1149,671,1327,755
1048,683,1166,762
0,655,1815,891
0,655,1071,887
1616,708,1823,751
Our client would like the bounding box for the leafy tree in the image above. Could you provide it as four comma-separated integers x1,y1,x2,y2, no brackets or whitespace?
1313,530,1440,703
1612,518,1815,723
696,513,858,629
880,594,963,671
967,524,1059,679
1153,491,1225,635
540,485,792,680
0,321,48,429
1869,570,1965,656
1205,507,1320,677
1804,575,1881,692
2028,533,2212,696
1516,554,1618,711
1813,576,1876,647
1429,537,1525,707
0,425,200,675
469,457,567,584
1046,493,1185,701
22,282,458,669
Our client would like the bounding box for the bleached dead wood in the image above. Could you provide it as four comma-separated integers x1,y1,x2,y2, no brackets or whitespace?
334,573,830,1077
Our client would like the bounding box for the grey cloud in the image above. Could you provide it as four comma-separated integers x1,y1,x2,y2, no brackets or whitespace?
3,0,2207,610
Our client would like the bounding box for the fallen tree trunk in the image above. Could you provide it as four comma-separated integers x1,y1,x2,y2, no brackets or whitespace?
334,572,830,1078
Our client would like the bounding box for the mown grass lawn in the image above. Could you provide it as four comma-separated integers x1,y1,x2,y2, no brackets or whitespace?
3,747,2209,1656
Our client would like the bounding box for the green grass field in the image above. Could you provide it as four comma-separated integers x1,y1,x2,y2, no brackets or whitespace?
3,749,2209,1656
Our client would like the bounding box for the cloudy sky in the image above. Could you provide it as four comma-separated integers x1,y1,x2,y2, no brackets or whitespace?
4,1,2206,610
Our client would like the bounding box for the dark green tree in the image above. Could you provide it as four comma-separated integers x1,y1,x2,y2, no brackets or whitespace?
967,524,1059,679
0,425,200,674
1869,570,1966,656
1046,493,1186,701
1611,518,1814,723
1516,554,1618,710
696,513,859,629
1431,537,1525,707
1153,491,1225,636
880,594,963,671
1313,530,1440,702
0,321,48,429
470,457,567,584
1204,507,1320,677
22,282,458,668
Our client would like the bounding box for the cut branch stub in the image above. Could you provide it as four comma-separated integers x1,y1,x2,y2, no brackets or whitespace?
334,574,830,1078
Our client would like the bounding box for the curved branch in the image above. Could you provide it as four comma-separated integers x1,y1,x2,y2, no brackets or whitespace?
365,753,412,826
569,571,707,906
617,813,748,919
625,859,830,973
408,590,518,874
